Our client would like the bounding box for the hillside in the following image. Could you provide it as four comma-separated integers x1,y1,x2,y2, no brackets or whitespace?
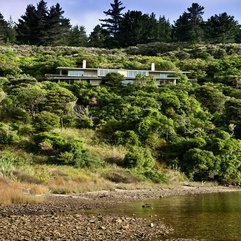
1,43,241,201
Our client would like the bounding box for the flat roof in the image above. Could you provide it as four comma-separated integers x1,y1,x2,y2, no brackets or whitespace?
49,76,101,80
57,67,189,74
57,67,98,71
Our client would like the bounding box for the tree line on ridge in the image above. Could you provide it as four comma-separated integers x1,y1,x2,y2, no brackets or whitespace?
0,0,240,48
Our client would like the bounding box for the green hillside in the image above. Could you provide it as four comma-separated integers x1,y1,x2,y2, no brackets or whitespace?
1,43,241,195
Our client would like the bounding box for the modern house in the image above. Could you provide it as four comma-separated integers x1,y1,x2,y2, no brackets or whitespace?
46,60,189,86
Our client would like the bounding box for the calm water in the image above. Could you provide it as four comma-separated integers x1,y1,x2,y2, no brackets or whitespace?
96,191,241,241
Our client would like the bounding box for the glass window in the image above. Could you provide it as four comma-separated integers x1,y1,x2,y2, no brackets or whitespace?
68,70,84,76
98,69,117,77
160,73,168,78
127,70,149,78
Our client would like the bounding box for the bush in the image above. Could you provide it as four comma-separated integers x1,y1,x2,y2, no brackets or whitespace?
33,132,102,168
33,111,60,132
142,170,168,183
33,131,67,156
75,149,102,168
16,124,34,136
114,130,140,146
101,72,124,87
59,147,102,169
0,152,18,176
33,132,68,154
123,147,155,169
183,148,218,180
0,123,19,144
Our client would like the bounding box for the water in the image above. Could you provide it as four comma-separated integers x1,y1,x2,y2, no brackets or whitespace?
96,191,241,241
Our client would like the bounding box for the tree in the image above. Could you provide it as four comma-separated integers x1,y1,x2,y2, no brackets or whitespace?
34,111,60,132
16,4,38,44
172,12,191,42
47,3,71,45
194,84,226,114
17,0,70,45
205,13,239,43
187,3,205,42
6,17,16,43
118,11,157,47
88,25,109,47
16,0,48,45
43,85,76,128
67,25,88,47
173,3,204,43
101,72,124,87
224,99,241,138
133,74,157,88
33,0,49,45
6,82,46,118
183,148,218,180
0,13,10,43
156,16,172,42
100,0,125,47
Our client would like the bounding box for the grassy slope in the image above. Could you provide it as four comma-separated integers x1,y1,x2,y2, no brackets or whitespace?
0,126,187,203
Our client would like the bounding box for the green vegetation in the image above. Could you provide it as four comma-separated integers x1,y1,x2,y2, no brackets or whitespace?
1,43,241,188
2,0,241,193
1,1,241,48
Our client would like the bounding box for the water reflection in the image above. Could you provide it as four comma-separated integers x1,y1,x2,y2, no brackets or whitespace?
99,192,241,241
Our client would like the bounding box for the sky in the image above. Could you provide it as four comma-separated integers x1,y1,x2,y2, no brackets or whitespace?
1,0,241,34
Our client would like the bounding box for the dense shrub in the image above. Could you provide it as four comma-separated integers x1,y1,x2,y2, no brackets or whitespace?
0,123,19,144
101,72,124,87
33,111,60,132
59,140,102,168
123,147,155,169
114,130,140,146
33,132,67,153
183,148,219,180
142,170,168,183
33,132,101,168
74,149,102,168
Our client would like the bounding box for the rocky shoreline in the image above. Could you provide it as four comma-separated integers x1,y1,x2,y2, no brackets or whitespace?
0,185,239,240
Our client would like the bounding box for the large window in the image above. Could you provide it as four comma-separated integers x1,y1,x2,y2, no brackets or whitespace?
127,70,149,78
98,69,117,77
160,73,168,78
68,70,84,76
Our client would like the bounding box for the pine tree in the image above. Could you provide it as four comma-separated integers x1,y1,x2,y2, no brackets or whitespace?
6,17,16,43
100,0,125,47
16,0,70,46
67,25,88,47
16,0,48,45
157,16,172,42
172,12,191,42
88,25,109,48
16,4,38,44
0,13,9,43
118,11,158,47
205,13,239,43
47,3,71,46
173,3,204,43
187,3,204,42
35,0,48,45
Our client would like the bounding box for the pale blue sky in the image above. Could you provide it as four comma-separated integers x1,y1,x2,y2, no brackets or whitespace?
1,0,241,34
